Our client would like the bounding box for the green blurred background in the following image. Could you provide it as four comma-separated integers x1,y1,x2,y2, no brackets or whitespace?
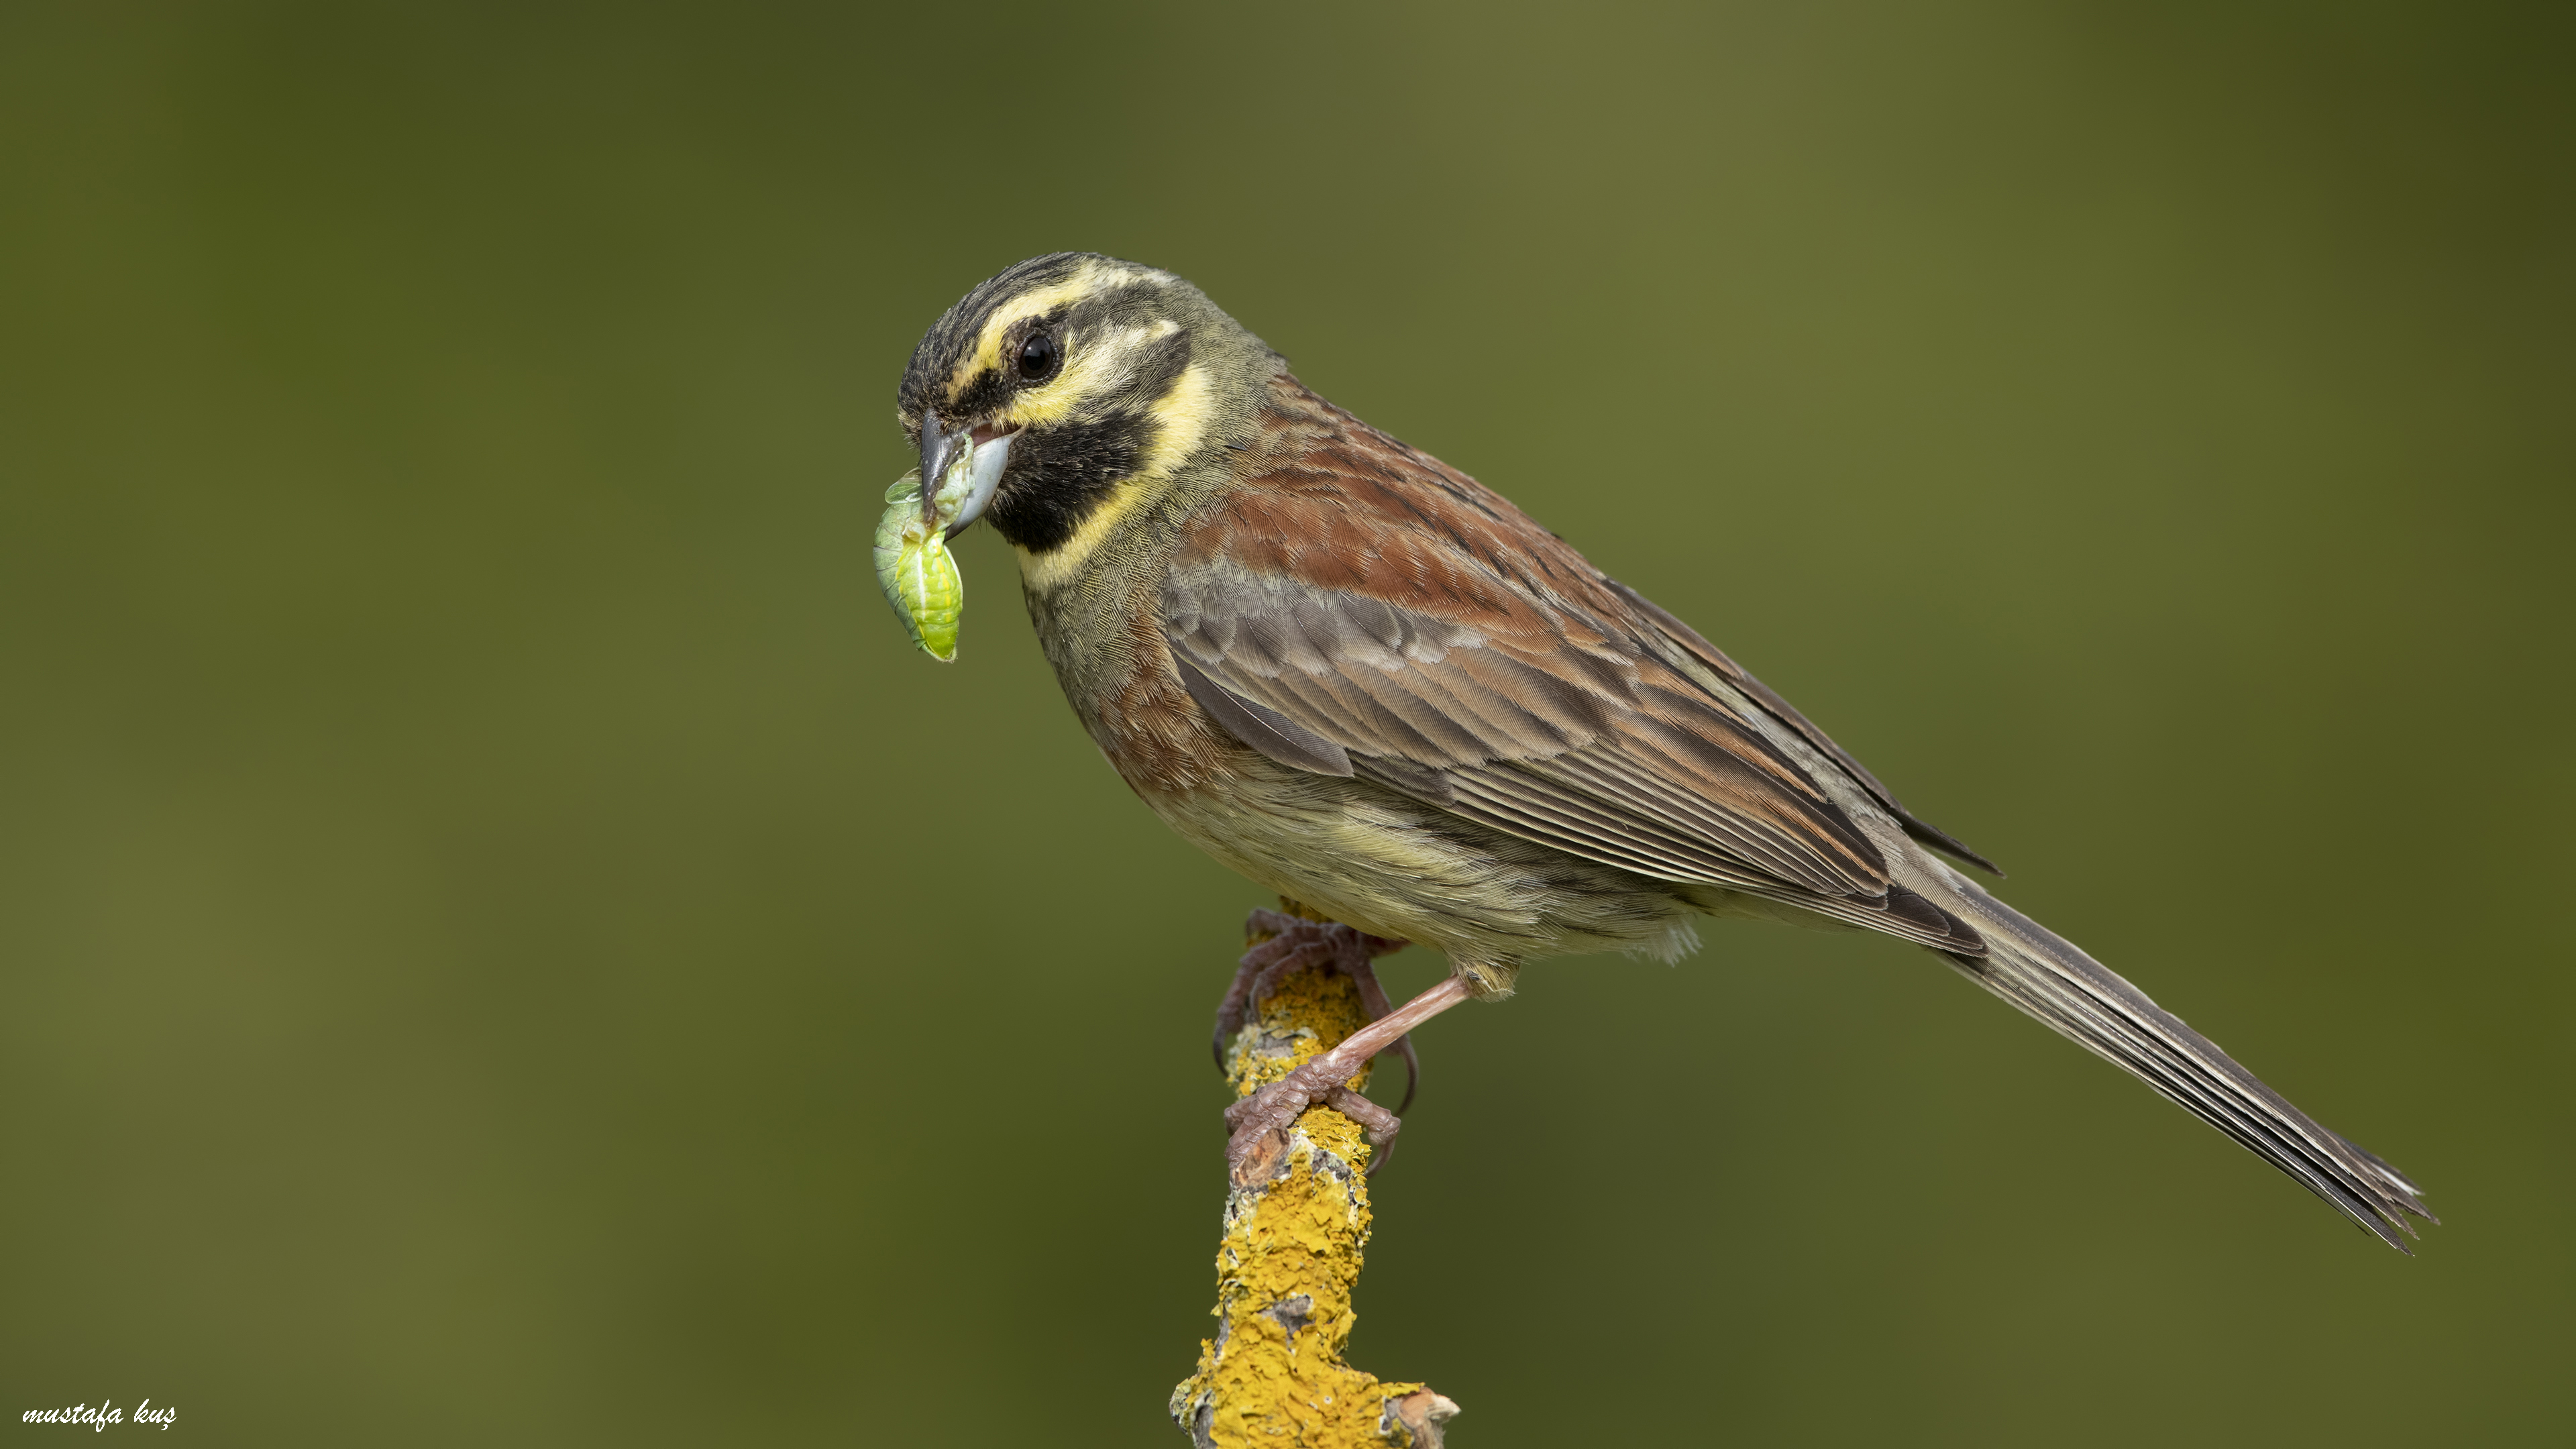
4,2,2569,1443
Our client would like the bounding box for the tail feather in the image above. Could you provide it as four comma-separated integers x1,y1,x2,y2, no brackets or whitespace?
1937,881,2434,1250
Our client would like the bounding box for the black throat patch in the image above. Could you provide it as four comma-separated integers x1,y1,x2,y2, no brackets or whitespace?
983,409,1153,554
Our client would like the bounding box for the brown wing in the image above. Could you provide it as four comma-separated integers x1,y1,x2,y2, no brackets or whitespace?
1163,388,1986,954
1603,581,2003,876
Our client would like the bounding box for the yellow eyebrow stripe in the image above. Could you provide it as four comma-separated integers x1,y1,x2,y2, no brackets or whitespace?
944,259,1115,406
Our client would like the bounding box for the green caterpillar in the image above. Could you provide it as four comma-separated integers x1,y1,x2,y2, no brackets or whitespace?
874,467,965,661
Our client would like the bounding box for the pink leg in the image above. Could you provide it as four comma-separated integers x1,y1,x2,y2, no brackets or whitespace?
1224,975,1474,1185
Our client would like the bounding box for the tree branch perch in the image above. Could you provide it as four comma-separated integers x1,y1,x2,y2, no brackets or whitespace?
1171,908,1461,1448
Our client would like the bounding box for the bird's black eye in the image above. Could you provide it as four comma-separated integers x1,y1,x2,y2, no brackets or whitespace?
1017,332,1061,382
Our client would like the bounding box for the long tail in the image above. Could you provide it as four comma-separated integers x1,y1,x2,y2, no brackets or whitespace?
1935,879,2434,1250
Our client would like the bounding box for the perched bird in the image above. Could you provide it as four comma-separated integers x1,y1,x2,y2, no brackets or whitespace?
894,252,2432,1248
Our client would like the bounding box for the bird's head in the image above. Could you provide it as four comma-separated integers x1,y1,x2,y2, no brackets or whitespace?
896,253,1277,572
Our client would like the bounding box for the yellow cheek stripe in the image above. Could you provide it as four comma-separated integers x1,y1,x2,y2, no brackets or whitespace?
1015,361,1214,592
1136,357,1213,476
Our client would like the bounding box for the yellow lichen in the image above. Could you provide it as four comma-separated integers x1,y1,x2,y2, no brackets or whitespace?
1169,910,1459,1448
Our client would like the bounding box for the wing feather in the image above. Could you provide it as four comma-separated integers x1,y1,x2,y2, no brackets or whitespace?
1161,407,1984,956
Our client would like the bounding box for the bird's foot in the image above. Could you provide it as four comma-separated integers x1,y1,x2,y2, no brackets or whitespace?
1225,1063,1401,1185
1212,910,1419,1115
1220,972,1475,1187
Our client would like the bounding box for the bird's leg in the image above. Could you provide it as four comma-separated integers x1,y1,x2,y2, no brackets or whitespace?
1332,946,1421,1116
1225,975,1474,1186
1213,912,1419,1113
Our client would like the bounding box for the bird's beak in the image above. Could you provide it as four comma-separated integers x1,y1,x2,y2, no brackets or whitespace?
919,409,966,521
918,408,1011,541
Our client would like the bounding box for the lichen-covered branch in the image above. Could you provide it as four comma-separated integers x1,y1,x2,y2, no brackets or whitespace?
1171,912,1461,1448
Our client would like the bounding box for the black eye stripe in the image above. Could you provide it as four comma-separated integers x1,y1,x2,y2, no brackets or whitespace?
944,366,1010,425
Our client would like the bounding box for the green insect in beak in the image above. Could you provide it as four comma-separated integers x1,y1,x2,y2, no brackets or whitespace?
874,468,965,661
874,421,1010,661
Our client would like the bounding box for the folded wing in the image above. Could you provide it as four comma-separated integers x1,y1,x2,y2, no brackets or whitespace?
1163,414,1986,954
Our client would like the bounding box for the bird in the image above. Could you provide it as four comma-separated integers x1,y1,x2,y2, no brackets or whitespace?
893,251,2432,1248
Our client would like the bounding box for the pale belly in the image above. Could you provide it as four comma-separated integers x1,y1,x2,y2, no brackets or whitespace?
1136,751,1709,996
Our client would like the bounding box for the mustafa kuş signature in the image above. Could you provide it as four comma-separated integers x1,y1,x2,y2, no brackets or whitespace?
22,1400,175,1431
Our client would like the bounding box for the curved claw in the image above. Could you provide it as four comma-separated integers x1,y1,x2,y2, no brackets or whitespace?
1326,1085,1402,1175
